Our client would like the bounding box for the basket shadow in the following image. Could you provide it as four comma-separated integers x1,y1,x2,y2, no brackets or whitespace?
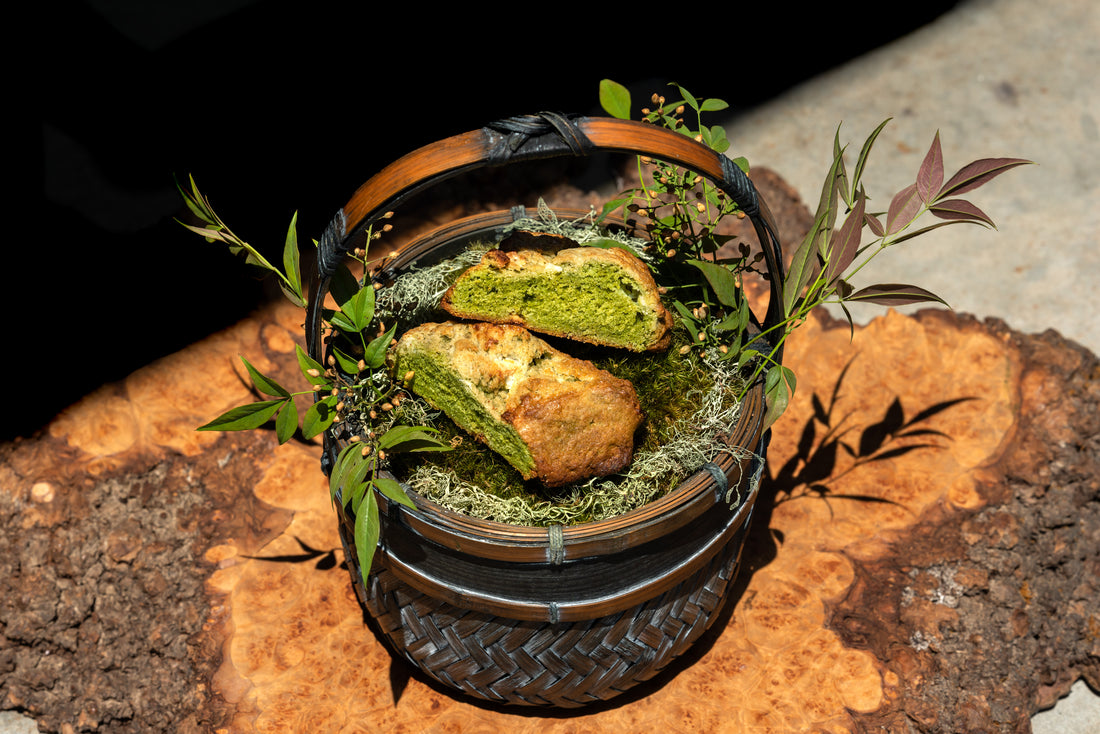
366,356,979,715
249,352,977,716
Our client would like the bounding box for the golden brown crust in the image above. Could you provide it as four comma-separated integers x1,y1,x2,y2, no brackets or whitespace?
504,372,643,487
397,321,643,486
439,244,672,352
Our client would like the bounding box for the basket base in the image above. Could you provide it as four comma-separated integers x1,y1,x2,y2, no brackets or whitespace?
339,522,747,708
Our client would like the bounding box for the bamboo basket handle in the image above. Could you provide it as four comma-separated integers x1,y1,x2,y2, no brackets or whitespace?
306,113,786,363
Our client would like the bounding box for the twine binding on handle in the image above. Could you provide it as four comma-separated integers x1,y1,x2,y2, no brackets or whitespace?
317,208,348,282
485,112,595,163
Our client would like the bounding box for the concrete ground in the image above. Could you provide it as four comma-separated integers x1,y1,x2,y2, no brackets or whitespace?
723,0,1099,355
719,0,1099,729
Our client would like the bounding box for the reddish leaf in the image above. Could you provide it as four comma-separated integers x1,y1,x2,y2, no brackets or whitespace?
886,183,922,235
889,221,962,245
929,198,995,227
825,192,866,284
916,131,944,203
937,157,1033,200
846,283,948,307
864,212,885,237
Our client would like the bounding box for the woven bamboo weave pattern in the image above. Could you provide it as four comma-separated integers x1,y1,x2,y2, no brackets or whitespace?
354,535,743,708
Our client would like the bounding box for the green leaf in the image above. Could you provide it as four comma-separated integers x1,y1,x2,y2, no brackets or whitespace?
851,119,892,201
329,442,364,507
197,399,285,432
275,397,298,444
372,475,417,510
687,259,741,308
762,365,796,432
332,346,361,376
353,489,380,578
331,279,375,334
707,124,730,153
736,348,760,371
361,324,396,369
295,344,329,386
344,458,373,512
713,297,750,334
328,310,358,334
834,128,851,208
700,98,729,113
241,356,290,398
783,208,829,317
599,79,632,120
301,396,339,440
815,133,846,232
331,443,375,524
671,300,700,342
278,212,306,307
599,195,633,221
674,84,699,111
178,222,229,243
378,425,452,453
279,282,307,309
176,175,218,225
329,265,361,310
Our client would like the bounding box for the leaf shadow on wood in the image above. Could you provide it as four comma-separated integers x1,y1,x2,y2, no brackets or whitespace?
236,354,977,713
239,535,344,571
731,354,976,599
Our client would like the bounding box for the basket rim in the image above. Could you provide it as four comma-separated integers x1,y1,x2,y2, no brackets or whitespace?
368,461,763,622
369,375,764,564
339,206,768,564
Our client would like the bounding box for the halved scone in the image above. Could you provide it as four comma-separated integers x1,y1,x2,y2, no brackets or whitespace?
394,321,643,487
440,240,672,352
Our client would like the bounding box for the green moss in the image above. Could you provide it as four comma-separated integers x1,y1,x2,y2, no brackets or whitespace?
447,260,656,350
369,222,751,526
592,335,715,453
387,324,746,525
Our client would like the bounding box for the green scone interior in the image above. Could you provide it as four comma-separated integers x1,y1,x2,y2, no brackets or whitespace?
440,241,672,352
394,321,644,487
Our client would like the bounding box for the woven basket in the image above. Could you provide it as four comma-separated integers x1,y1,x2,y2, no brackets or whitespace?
304,114,786,708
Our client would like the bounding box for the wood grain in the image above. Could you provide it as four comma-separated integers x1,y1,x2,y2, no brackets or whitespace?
3,171,1095,733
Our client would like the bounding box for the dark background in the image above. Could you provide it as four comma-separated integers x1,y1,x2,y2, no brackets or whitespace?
24,0,960,441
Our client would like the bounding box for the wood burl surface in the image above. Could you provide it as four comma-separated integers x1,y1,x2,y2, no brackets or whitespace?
2,171,1096,733
4,297,1095,733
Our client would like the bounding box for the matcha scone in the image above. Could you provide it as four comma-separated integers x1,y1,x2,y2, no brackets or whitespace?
440,242,673,352
394,321,644,487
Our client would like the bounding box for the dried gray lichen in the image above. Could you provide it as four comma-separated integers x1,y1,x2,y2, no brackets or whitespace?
403,349,748,526
372,203,750,526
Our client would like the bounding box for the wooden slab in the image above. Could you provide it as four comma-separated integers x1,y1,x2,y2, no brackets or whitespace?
2,174,1097,733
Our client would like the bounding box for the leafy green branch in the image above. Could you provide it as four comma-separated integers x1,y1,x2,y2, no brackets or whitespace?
176,174,306,308
598,79,1032,430
178,176,452,577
